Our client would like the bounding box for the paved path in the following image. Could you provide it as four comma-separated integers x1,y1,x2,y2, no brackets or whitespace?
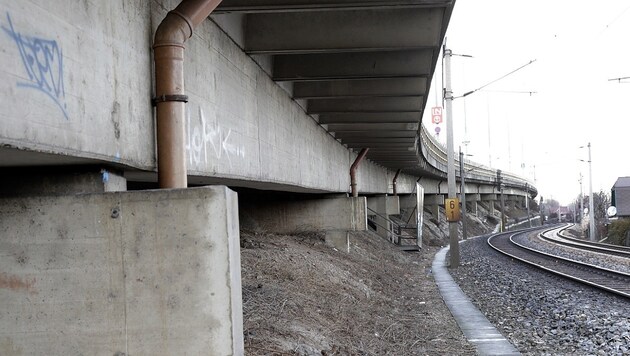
432,245,521,355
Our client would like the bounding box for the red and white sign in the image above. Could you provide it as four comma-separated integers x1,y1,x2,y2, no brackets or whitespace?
431,106,443,124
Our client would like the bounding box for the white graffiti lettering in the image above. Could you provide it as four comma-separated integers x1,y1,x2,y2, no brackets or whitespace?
186,106,246,168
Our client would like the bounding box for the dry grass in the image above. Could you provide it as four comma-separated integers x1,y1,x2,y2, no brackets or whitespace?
240,230,476,355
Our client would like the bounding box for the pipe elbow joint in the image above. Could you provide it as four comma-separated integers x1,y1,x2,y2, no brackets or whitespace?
154,10,193,48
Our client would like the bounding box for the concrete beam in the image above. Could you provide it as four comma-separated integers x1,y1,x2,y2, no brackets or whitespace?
293,78,428,99
342,137,416,146
244,8,444,53
466,193,481,202
358,143,415,150
366,153,418,160
424,194,444,205
327,122,419,132
215,0,452,13
273,50,433,80
481,194,498,201
0,186,243,354
319,112,421,124
308,97,423,114
334,130,416,140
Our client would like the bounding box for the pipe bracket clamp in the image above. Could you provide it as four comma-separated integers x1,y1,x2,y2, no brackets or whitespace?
152,94,189,106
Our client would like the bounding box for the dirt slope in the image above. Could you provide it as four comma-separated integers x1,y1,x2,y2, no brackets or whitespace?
240,230,476,355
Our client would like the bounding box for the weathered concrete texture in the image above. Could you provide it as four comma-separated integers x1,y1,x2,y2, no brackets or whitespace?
0,186,243,355
0,168,126,197
425,194,444,218
154,0,389,193
391,172,420,195
325,230,350,253
0,0,405,194
399,193,419,224
241,196,367,234
0,0,154,169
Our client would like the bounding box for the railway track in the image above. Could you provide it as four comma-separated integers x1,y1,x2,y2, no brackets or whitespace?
488,226,630,299
538,224,630,258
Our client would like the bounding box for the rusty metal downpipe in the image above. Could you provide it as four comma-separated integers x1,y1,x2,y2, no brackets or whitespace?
392,169,401,196
153,0,223,188
350,148,369,197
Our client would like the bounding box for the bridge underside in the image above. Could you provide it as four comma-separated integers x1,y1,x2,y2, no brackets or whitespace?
212,0,454,178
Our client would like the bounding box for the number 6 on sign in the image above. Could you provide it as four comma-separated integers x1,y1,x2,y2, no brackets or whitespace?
445,198,461,222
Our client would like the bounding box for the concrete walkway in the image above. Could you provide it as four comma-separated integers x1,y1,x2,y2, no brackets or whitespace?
432,246,520,356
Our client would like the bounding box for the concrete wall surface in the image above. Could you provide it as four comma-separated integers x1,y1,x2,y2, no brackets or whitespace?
0,0,412,195
0,168,127,197
0,186,243,355
242,196,367,233
0,0,154,169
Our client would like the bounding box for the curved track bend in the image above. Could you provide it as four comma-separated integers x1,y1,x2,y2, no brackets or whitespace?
488,226,630,299
539,224,630,258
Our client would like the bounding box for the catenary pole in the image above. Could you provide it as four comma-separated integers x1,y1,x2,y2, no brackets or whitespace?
588,143,595,241
460,148,468,240
444,45,459,267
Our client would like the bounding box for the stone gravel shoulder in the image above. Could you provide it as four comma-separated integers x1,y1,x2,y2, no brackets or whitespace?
450,233,630,355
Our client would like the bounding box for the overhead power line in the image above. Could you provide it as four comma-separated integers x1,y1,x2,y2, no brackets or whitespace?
608,76,630,83
459,59,537,98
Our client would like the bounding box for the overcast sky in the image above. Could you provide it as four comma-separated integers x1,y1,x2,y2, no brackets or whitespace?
423,0,630,205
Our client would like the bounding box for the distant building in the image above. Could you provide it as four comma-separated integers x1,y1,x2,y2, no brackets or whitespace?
557,206,571,222
612,177,630,217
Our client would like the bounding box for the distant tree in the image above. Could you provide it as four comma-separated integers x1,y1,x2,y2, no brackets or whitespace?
608,218,630,246
570,190,610,237
594,190,611,237
593,190,610,221
579,190,611,238
569,197,583,222
541,198,559,222
543,198,560,212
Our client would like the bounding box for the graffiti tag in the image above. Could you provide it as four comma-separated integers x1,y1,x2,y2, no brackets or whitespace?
186,106,245,168
2,12,68,119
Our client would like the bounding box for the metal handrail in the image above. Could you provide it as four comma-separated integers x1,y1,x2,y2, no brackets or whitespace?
367,206,418,246
366,206,401,232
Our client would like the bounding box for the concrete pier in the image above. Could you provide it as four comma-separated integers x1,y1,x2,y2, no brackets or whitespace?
0,186,243,355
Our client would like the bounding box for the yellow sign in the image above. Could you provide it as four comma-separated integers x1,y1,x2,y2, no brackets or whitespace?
445,198,461,222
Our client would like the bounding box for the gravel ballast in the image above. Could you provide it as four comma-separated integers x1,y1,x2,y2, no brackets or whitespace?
513,231,630,274
450,233,630,355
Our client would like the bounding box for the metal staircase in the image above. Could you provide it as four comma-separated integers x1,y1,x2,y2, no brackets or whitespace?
367,206,421,251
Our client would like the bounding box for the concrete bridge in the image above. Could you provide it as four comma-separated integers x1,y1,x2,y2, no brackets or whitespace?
0,0,536,354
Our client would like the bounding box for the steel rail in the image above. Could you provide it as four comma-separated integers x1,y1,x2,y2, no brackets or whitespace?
488,226,630,299
537,224,630,257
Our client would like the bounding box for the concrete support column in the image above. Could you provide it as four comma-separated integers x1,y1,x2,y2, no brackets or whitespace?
367,195,400,243
399,194,418,225
240,196,367,253
507,197,517,209
468,201,478,216
481,194,497,215
425,194,445,220
325,230,350,252
0,186,243,354
466,194,480,217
